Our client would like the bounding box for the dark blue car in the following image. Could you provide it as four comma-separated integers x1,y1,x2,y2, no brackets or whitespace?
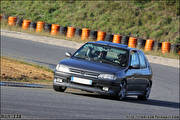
53,41,152,100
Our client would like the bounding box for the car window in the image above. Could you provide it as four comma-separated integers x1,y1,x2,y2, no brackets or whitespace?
138,51,147,68
130,51,140,68
73,43,129,67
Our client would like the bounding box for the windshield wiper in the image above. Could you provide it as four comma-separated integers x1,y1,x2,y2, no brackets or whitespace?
93,58,115,65
100,59,114,64
74,56,117,66
74,56,92,61
73,56,85,60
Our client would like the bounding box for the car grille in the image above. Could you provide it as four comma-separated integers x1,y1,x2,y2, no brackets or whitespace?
69,68,99,78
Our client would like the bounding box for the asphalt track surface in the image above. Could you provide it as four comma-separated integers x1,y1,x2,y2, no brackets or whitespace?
1,36,179,119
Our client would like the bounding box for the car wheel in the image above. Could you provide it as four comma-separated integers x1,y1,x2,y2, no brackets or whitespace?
138,84,151,100
53,85,66,92
118,81,127,100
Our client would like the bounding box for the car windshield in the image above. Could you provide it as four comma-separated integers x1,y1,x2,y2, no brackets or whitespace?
72,43,129,67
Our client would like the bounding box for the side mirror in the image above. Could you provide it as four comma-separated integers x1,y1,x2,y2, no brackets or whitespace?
65,52,72,57
129,64,140,69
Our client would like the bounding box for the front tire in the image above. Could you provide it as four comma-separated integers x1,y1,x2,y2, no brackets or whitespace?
118,81,127,100
53,85,66,92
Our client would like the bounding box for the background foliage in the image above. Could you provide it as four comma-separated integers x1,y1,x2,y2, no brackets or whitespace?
1,0,179,43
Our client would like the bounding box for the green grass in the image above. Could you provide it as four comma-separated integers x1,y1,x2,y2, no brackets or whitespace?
1,0,179,44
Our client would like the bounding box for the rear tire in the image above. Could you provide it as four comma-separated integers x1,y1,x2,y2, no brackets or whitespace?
53,85,66,92
137,84,151,100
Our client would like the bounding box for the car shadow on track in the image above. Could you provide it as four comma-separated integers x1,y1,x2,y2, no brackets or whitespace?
124,97,179,109
66,92,179,109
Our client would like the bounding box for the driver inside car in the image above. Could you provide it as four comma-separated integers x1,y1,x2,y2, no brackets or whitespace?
86,47,107,60
114,53,127,67
93,51,107,60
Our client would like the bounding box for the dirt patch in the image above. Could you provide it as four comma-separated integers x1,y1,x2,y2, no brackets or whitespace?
1,57,53,84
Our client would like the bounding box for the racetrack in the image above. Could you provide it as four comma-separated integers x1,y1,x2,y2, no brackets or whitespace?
1,35,179,119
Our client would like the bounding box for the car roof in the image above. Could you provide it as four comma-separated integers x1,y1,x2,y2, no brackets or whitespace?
87,41,139,51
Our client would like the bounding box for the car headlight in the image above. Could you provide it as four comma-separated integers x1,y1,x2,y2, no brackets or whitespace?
98,74,117,80
56,64,70,73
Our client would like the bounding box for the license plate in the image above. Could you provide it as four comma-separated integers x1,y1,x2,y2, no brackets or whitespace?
71,77,92,85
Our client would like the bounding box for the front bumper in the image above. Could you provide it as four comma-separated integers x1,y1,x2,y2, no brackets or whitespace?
54,71,120,96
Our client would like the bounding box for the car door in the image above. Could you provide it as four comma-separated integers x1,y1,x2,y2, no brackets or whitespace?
135,51,151,91
126,50,141,91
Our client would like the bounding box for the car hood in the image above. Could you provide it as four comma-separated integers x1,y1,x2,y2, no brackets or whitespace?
59,58,123,74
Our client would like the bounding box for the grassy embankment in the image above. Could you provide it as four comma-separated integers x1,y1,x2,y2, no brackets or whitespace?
1,0,179,43
1,57,53,85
